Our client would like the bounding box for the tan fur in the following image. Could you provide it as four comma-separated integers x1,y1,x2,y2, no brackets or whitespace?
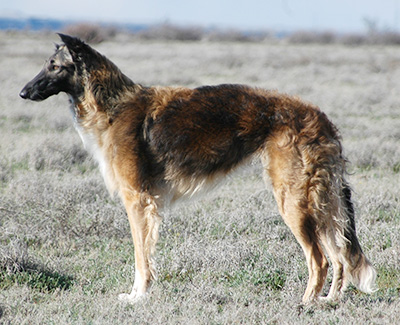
78,87,375,303
20,35,376,304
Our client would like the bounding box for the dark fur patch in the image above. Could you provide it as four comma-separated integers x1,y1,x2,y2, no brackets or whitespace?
19,35,376,303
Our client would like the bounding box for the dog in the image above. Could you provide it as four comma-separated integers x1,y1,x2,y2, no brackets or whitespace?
20,34,376,303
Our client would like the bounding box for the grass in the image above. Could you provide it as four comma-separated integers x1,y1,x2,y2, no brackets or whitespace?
0,267,74,293
0,31,400,323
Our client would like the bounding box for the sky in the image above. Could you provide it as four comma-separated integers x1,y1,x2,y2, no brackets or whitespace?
1,0,400,33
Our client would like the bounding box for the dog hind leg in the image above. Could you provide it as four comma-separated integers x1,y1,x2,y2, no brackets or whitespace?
264,144,329,303
273,185,329,302
319,231,346,301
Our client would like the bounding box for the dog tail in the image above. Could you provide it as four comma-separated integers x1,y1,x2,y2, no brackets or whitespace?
301,110,376,296
340,183,377,294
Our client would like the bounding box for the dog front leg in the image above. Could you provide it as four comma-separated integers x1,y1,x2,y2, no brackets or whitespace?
118,191,161,303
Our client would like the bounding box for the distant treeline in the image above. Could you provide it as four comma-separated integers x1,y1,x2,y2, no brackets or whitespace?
3,17,400,45
63,22,400,45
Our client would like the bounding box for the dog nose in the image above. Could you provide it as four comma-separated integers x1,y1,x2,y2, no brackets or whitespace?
20,89,28,99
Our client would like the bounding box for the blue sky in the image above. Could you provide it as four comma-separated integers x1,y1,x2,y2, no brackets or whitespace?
1,0,399,32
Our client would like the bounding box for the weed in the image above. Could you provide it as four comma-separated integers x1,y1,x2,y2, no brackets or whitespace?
220,268,286,291
377,266,400,293
392,163,400,174
0,268,74,292
0,237,74,293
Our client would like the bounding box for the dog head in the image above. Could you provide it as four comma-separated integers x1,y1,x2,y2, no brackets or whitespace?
19,34,91,101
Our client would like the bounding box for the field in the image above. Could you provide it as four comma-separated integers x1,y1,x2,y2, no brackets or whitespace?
0,31,399,324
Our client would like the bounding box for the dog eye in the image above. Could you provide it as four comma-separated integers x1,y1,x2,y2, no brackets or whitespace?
52,65,60,71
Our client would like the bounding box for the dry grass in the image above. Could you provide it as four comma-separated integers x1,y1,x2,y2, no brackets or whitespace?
0,31,399,324
62,24,117,44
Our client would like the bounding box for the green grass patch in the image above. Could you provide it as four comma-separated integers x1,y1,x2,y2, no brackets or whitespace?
0,268,74,293
392,163,400,174
377,266,400,294
220,268,286,291
10,158,30,173
160,267,197,284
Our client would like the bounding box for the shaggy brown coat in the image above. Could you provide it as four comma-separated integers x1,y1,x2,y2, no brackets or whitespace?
20,34,376,303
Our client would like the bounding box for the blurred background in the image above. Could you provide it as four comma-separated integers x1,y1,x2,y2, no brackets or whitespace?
1,0,400,44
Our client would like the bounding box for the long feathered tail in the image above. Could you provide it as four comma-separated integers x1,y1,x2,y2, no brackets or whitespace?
340,184,377,294
296,106,377,300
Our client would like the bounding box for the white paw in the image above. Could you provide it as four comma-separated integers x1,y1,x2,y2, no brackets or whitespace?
118,292,145,304
318,295,338,304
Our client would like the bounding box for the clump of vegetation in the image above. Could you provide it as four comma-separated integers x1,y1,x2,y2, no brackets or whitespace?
136,23,204,41
287,29,400,46
0,237,29,275
288,30,337,44
0,237,74,292
62,23,117,43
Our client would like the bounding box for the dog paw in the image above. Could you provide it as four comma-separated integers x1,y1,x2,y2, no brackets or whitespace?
118,292,145,304
318,296,339,305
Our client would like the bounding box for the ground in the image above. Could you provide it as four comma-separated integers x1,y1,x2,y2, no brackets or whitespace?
0,31,399,324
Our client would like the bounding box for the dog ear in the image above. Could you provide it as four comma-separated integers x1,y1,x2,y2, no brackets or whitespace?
57,33,92,62
57,33,82,48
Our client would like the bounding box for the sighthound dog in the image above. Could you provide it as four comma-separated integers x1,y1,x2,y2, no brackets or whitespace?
20,34,376,303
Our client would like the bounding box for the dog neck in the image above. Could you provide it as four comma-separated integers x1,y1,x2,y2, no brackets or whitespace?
69,59,139,125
